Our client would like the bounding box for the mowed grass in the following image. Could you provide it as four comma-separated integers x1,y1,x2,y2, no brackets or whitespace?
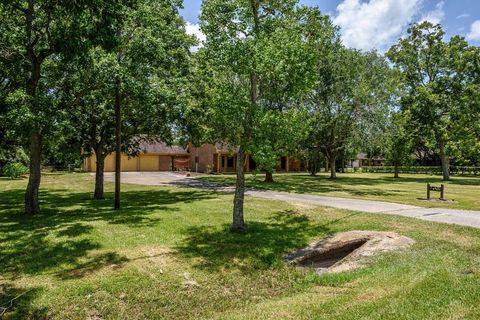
201,172,480,210
0,173,480,319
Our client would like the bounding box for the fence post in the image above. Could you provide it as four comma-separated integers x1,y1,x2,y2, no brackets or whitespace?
427,183,430,200
440,184,444,200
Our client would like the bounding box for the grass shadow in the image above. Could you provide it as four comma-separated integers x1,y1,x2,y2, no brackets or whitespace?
58,251,129,279
0,187,215,279
177,210,331,272
205,173,480,194
0,284,47,319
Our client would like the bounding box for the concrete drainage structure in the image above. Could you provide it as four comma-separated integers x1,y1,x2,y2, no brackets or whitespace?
284,231,415,274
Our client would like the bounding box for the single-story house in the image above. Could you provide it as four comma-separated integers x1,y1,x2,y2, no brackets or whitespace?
349,153,386,168
84,141,302,173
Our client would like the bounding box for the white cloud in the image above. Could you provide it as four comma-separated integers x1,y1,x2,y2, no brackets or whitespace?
185,22,206,52
456,13,470,20
419,1,445,25
333,0,422,51
466,20,480,41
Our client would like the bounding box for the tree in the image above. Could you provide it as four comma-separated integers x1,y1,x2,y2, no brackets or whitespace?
384,112,415,178
306,47,393,179
452,44,480,166
63,0,193,201
387,22,471,181
198,0,324,232
248,108,308,183
0,0,123,214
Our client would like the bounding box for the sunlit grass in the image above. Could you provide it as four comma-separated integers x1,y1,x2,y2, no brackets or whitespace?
201,172,480,210
1,173,480,319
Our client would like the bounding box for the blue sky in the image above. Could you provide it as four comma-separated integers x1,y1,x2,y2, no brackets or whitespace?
180,0,480,51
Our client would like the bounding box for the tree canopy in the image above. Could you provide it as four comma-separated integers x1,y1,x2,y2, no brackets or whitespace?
387,22,474,181
197,0,336,231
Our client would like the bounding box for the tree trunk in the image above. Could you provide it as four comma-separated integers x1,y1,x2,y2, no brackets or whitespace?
438,140,450,181
114,82,121,209
94,153,106,200
329,155,337,179
308,153,318,176
25,133,42,214
233,1,259,233
394,161,400,178
264,171,274,183
309,165,316,176
232,146,246,233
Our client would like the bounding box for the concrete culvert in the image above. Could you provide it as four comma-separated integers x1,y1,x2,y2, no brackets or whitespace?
284,231,414,274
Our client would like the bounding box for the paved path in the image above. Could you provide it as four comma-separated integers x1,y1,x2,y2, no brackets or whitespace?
102,172,480,229
248,190,480,229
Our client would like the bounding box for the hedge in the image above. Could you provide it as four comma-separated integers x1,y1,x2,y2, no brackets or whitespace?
360,166,480,176
2,162,29,179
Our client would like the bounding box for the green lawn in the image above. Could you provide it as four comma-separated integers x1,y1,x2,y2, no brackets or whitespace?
201,172,480,210
1,173,480,319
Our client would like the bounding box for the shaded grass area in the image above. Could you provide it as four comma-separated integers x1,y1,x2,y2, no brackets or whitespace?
1,173,480,319
200,172,480,210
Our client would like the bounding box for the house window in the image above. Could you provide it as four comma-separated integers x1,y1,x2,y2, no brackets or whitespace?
280,157,287,170
249,157,257,170
227,156,234,168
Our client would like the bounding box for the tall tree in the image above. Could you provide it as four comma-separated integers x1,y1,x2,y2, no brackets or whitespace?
248,108,308,183
63,0,193,201
306,47,393,179
452,44,480,166
387,22,470,181
198,0,323,232
0,0,122,214
384,111,415,178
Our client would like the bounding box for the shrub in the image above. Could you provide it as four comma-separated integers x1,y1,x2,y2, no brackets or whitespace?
359,166,480,176
2,162,28,179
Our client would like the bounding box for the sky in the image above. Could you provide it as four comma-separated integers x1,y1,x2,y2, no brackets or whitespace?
180,0,480,52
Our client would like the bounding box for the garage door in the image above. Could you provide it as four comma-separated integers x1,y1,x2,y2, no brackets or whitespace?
159,156,172,171
139,155,159,171
121,155,138,172
104,154,115,172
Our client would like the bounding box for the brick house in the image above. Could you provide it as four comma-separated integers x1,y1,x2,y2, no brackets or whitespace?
84,141,302,173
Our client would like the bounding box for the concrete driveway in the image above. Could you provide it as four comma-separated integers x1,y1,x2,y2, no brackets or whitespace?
101,171,230,190
100,172,480,229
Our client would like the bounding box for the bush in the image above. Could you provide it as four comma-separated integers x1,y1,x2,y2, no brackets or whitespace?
2,162,29,179
360,166,480,176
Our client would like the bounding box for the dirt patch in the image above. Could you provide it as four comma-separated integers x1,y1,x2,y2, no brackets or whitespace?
284,231,414,273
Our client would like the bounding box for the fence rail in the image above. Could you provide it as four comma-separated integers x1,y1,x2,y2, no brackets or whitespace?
360,166,480,176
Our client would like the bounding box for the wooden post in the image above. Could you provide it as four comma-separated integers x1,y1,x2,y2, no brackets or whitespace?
427,183,430,200
440,184,444,200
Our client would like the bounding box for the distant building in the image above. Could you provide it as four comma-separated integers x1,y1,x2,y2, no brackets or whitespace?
84,141,302,173
349,153,386,168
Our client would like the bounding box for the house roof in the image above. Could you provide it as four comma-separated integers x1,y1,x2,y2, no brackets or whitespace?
139,140,189,155
356,153,385,161
215,143,238,153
